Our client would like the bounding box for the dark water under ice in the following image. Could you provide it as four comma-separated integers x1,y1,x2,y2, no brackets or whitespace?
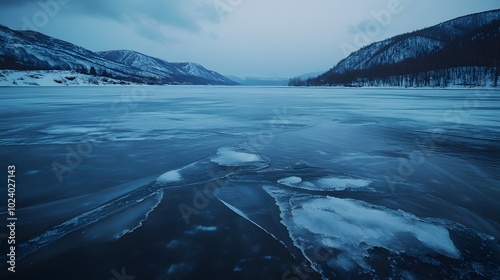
0,86,499,279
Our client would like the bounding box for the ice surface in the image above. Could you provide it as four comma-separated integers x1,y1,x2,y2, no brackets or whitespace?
215,185,302,258
17,184,165,260
4,87,500,278
264,186,461,274
166,240,180,249
218,198,273,236
278,176,372,191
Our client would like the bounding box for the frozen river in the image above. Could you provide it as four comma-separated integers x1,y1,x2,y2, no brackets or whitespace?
0,86,499,279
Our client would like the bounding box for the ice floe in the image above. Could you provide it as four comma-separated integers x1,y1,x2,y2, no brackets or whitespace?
264,186,461,274
278,176,372,191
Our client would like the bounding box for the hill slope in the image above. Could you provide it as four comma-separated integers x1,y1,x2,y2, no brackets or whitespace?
0,25,235,85
297,9,500,87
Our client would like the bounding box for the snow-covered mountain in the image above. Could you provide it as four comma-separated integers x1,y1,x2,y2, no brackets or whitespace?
0,25,236,86
0,25,161,84
300,9,500,87
98,50,237,85
225,75,289,86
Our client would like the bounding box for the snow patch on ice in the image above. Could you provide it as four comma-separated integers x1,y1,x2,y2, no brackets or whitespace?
279,176,303,185
296,196,460,259
156,170,182,184
195,225,218,232
278,176,372,191
317,177,371,190
211,147,260,165
211,147,269,169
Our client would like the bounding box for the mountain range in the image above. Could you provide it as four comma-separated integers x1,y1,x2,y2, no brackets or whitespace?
292,9,500,87
0,25,236,86
2,8,499,88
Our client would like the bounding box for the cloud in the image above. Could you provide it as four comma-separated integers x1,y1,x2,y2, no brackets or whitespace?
71,0,219,31
0,0,222,32
0,0,228,43
133,20,176,44
349,19,376,34
0,0,35,7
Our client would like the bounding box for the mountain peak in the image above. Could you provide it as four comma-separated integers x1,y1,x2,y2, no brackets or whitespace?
97,50,237,85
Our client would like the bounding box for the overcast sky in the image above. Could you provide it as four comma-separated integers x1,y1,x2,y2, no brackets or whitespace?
1,0,499,78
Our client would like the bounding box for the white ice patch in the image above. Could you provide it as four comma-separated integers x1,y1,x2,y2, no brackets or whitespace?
278,176,372,191
317,177,371,190
195,225,218,232
42,125,102,135
279,176,303,185
265,186,461,273
156,170,182,184
211,147,261,166
210,147,270,169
